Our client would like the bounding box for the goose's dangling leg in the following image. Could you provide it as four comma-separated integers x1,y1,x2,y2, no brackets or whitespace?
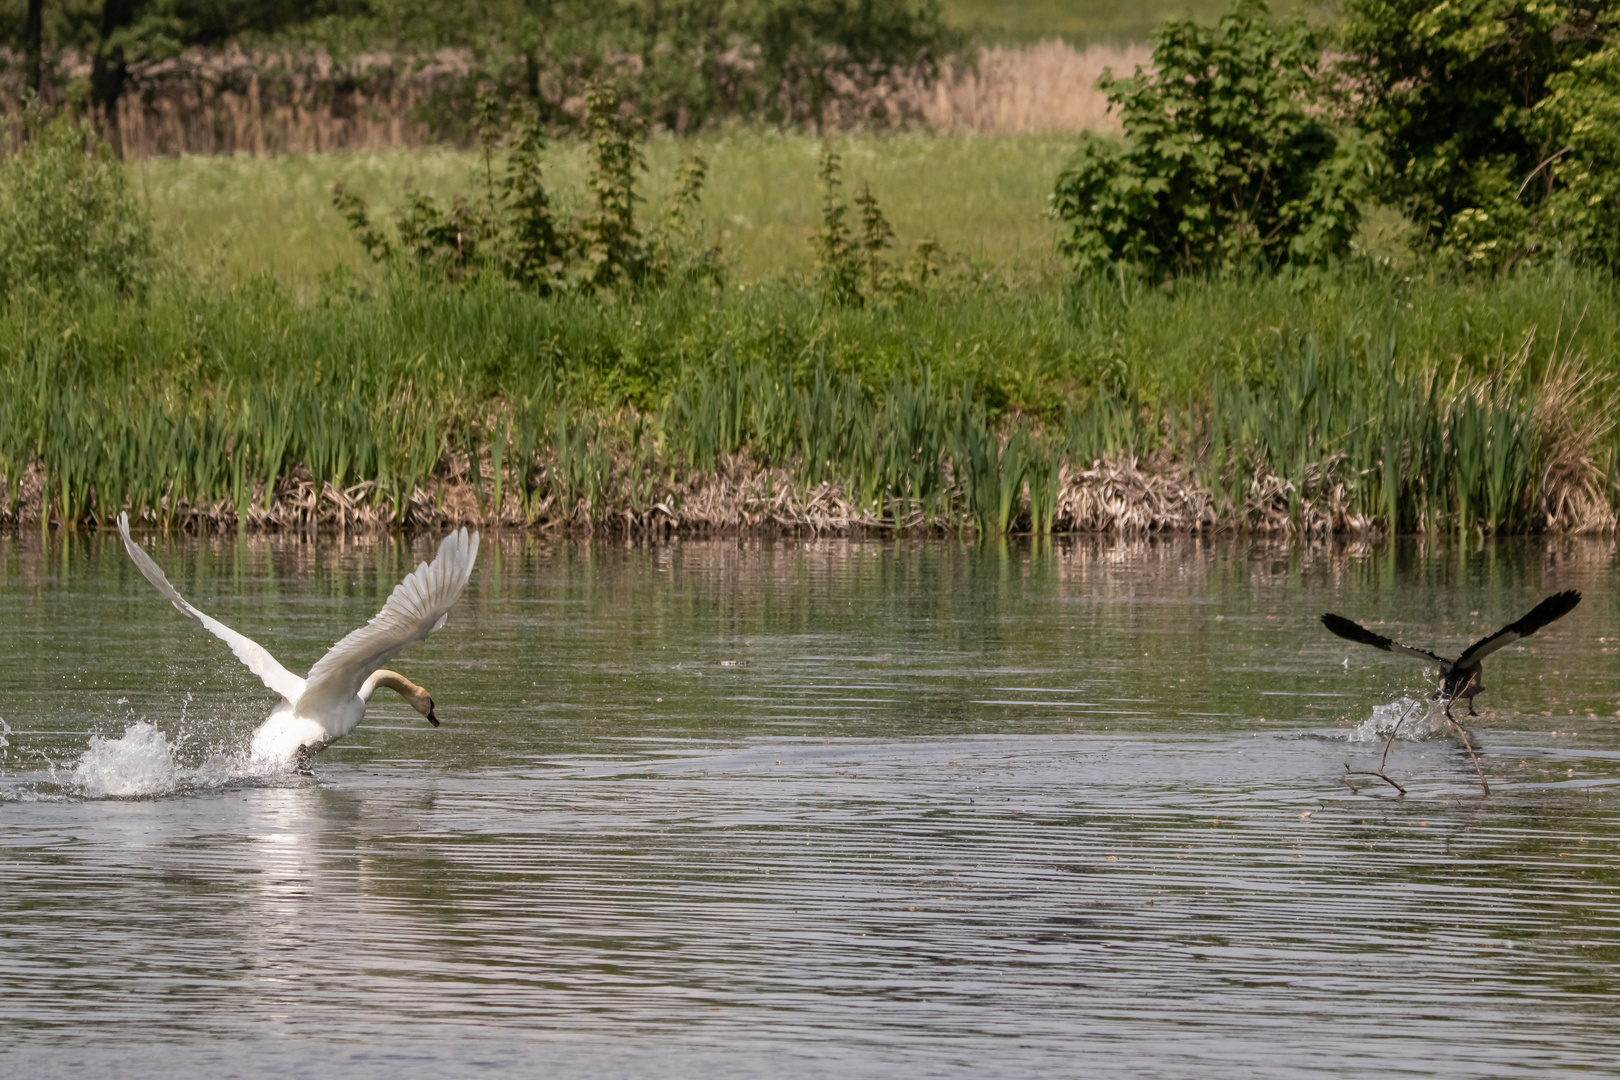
293,744,315,776
1443,715,1490,795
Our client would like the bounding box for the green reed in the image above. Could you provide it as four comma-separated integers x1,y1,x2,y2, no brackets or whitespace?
1197,334,1559,533
0,265,1615,535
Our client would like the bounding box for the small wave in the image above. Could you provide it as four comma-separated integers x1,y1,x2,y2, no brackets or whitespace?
69,721,280,799
1346,697,1459,743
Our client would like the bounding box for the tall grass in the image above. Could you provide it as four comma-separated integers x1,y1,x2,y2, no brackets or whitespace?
1,265,1616,534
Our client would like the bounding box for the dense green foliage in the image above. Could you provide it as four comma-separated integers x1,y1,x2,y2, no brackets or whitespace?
1340,0,1620,270
1049,0,1620,278
0,110,156,299
328,0,962,133
0,0,359,129
1532,26,1620,270
1051,0,1361,277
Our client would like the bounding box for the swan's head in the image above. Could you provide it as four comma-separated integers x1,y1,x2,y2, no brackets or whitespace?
369,670,440,727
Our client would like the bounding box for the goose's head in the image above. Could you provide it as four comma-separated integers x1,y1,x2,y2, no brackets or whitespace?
369,670,441,727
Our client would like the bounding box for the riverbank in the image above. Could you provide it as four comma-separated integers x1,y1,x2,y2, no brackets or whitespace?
3,264,1618,537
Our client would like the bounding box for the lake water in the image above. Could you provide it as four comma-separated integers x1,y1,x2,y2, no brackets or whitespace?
3,531,1619,1078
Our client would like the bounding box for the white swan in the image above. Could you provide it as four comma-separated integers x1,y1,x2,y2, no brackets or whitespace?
116,513,479,770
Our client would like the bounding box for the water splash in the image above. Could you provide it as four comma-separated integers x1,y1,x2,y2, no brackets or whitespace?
1347,697,1458,743
68,721,278,799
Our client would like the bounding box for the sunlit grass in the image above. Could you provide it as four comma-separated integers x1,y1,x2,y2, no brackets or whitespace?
136,131,1079,296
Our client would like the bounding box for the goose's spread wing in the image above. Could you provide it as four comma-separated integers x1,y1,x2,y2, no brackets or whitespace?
117,513,305,703
296,529,479,718
1320,613,1445,664
1455,590,1582,668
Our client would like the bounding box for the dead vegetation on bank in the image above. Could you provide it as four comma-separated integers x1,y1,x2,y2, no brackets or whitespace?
4,443,1615,537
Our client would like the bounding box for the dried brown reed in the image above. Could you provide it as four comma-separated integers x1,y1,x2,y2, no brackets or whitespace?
908,40,1143,134
14,439,1610,537
1530,339,1617,533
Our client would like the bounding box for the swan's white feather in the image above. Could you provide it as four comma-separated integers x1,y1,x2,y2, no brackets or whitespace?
117,513,305,704
120,515,478,769
296,528,479,720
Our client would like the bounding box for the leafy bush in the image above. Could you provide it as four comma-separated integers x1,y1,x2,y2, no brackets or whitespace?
1535,23,1620,270
1051,0,1361,278
1339,0,1618,270
0,111,157,300
333,84,720,295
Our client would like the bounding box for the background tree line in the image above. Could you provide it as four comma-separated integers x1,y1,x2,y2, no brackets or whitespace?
0,0,961,148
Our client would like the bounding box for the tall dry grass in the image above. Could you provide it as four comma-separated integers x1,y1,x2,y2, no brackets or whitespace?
0,42,1134,158
913,40,1144,134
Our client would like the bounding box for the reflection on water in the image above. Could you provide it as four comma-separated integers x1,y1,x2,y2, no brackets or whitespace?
3,531,1620,1076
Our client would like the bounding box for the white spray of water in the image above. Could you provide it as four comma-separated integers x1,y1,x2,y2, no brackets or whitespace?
69,721,283,798
0,716,11,756
1347,697,1458,743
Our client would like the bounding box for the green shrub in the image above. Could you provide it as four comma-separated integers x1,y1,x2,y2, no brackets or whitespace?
811,148,940,306
811,149,863,306
333,83,719,295
577,81,648,292
1536,25,1620,270
1051,0,1361,278
1340,0,1618,270
0,112,157,300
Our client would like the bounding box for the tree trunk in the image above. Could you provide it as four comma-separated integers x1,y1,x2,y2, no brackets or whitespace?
90,0,137,155
24,0,42,95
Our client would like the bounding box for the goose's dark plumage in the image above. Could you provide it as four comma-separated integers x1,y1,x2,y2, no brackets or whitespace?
1321,591,1581,718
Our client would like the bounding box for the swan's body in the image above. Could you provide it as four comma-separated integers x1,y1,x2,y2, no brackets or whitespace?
117,514,479,769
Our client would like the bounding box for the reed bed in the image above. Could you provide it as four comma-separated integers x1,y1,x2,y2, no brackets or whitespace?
908,41,1145,134
1,274,1615,537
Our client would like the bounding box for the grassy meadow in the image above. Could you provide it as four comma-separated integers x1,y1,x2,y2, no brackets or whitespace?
134,133,1078,293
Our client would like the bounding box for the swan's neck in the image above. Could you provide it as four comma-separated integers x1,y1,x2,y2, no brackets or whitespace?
362,669,423,702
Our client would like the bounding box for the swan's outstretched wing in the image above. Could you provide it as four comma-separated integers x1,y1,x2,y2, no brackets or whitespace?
117,512,305,703
296,528,479,718
1320,613,1446,664
1455,590,1581,668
